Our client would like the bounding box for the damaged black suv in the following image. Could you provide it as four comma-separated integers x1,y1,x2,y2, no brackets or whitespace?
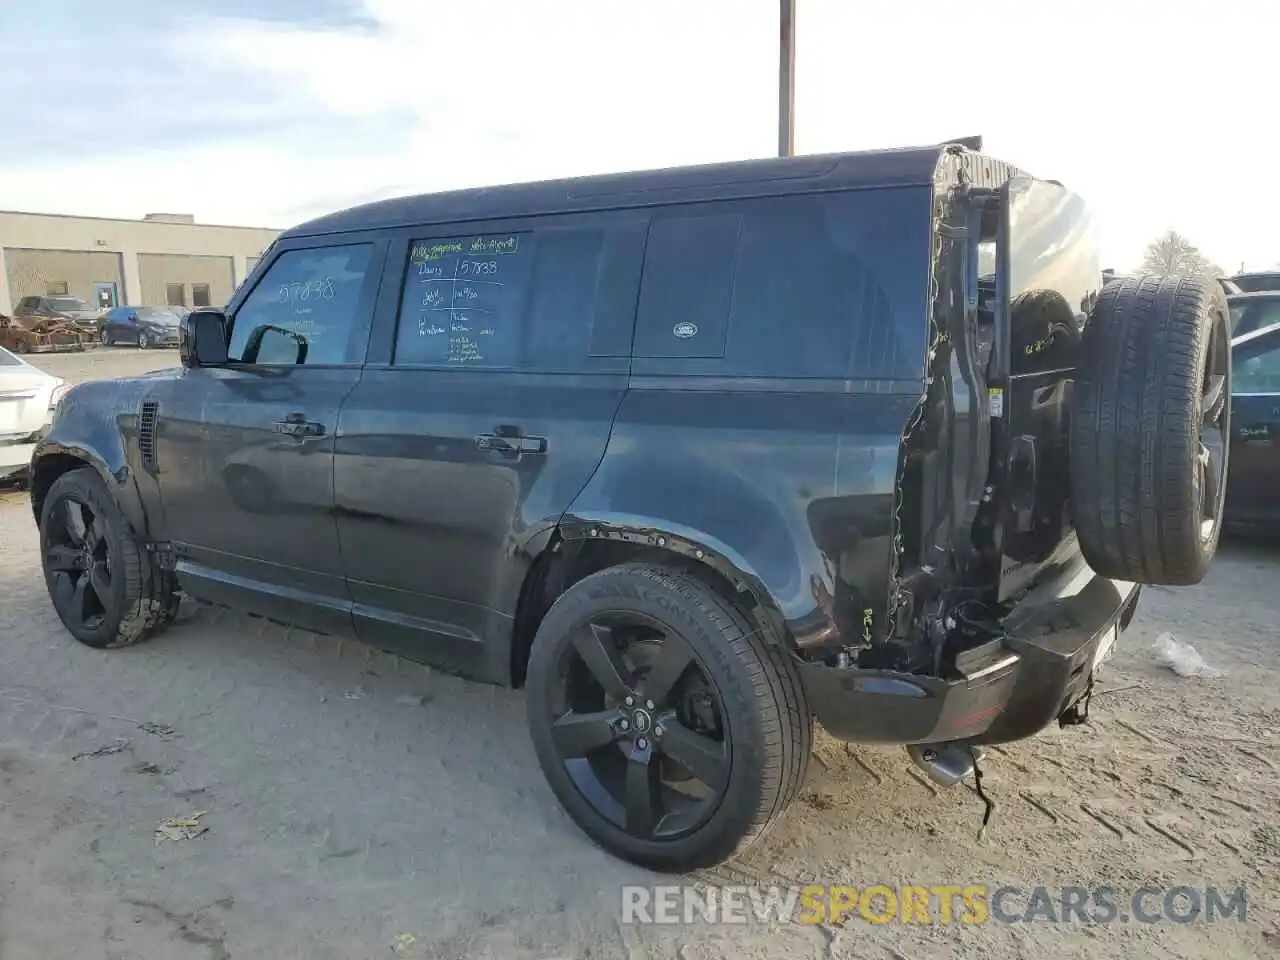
30,143,1230,871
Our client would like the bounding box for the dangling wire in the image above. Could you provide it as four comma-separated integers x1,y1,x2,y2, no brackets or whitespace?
969,744,995,842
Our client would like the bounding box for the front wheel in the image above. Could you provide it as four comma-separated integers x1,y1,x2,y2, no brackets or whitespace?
525,563,811,871
137,331,149,349
40,467,176,648
99,328,111,346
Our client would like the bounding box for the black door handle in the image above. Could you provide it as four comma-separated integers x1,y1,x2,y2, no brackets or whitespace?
273,416,325,438
474,432,547,457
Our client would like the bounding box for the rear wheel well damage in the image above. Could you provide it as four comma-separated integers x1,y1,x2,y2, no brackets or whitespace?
509,533,786,688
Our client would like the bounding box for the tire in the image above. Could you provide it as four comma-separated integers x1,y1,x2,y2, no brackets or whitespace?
138,331,149,349
525,562,811,871
99,328,111,346
1069,274,1231,585
15,340,29,354
39,467,177,649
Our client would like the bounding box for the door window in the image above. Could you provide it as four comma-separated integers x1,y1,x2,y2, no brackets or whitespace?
392,222,641,372
228,244,375,366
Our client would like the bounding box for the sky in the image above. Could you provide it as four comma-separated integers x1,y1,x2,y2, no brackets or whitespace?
0,0,1274,272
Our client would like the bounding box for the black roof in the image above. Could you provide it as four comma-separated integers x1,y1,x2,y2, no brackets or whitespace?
283,145,953,239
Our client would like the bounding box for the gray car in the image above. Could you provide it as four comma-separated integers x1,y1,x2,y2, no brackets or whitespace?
97,306,183,348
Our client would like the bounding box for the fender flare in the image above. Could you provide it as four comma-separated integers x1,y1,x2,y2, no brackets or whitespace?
554,513,822,652
30,440,149,541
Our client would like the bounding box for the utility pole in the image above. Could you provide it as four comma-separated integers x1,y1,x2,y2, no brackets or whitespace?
778,0,796,157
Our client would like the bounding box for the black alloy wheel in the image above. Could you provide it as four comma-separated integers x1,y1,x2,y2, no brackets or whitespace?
1197,314,1230,544
43,495,115,634
39,467,175,648
525,563,811,871
549,611,731,841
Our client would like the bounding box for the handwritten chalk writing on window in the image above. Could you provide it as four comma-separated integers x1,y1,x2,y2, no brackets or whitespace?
398,234,531,365
277,278,335,302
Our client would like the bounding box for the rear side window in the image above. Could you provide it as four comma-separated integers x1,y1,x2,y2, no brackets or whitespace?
228,244,375,365
393,218,644,372
631,189,932,380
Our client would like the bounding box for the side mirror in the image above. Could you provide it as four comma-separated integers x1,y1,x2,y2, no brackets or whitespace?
244,324,307,365
181,308,229,368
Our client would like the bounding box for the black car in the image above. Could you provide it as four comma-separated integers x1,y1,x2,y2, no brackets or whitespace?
97,306,183,348
27,144,1230,871
1229,271,1280,293
1227,290,1280,338
1226,321,1280,530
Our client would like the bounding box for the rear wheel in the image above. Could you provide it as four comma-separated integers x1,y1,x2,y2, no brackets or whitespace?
40,467,177,648
1069,274,1231,585
525,562,810,871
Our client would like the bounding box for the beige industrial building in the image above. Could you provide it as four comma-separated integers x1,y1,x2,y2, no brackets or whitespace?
0,210,281,316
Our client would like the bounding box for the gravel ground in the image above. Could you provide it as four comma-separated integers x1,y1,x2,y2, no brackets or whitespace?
0,348,1275,959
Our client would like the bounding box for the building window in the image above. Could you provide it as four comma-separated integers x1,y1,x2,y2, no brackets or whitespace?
45,281,69,295
166,283,186,307
192,283,212,307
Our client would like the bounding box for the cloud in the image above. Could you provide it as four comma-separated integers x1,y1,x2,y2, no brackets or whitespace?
1,0,1277,271
0,0,780,227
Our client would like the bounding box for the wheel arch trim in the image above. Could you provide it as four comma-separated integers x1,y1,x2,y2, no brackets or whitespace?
30,441,148,540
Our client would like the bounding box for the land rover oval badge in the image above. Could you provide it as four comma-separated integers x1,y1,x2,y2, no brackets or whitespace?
673,322,698,339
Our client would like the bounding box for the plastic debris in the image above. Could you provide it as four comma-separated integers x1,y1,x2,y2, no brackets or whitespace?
73,739,130,761
394,694,427,707
138,721,177,739
391,932,417,954
1152,632,1224,678
154,811,209,844
344,687,366,700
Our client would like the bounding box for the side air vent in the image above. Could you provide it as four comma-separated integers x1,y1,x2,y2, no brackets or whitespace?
138,400,159,471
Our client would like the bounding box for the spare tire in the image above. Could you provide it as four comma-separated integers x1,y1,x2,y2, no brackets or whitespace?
1068,274,1230,585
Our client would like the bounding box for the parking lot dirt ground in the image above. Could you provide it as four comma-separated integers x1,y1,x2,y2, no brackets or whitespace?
0,348,1276,959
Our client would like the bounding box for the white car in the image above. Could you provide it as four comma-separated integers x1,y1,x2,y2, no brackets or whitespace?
0,346,68,481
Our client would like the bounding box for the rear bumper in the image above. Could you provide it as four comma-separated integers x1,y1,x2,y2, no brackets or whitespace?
797,561,1141,746
0,440,38,478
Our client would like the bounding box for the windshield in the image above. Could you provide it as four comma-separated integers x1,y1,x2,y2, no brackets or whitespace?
48,297,91,313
